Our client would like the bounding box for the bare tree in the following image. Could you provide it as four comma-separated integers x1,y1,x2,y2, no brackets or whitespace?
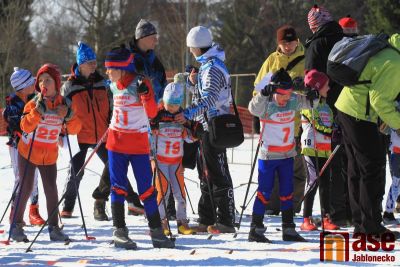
0,0,38,101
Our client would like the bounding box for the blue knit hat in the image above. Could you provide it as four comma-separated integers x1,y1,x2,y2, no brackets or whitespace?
10,67,35,91
163,82,184,105
76,41,96,66
104,45,136,73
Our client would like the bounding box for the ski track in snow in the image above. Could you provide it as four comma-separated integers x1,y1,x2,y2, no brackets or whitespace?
0,136,399,266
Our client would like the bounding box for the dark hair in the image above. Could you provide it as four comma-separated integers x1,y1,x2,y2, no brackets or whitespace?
200,46,211,54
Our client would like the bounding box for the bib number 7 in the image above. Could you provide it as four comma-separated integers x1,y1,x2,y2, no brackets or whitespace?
282,127,290,143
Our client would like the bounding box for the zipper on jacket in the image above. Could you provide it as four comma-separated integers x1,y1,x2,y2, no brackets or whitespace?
90,98,98,142
95,97,100,112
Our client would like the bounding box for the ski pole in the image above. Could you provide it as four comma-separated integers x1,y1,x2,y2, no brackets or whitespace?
184,184,196,215
237,94,272,229
64,126,95,240
296,144,341,211
76,129,109,178
1,129,36,245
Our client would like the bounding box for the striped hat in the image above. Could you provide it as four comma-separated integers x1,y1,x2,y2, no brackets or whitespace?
307,5,333,32
10,67,35,91
104,45,136,73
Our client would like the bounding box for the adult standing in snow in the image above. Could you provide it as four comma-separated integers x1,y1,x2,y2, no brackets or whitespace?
175,26,236,234
304,4,348,227
60,42,141,221
335,34,400,238
253,25,307,215
129,19,176,217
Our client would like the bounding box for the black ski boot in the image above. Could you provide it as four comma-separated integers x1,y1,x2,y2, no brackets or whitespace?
248,214,271,243
150,227,175,248
113,227,137,250
94,199,108,221
282,208,307,242
147,211,175,248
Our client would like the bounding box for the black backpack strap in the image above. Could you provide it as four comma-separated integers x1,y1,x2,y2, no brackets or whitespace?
285,55,305,72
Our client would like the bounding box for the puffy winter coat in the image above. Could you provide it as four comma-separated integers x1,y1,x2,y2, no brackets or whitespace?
304,21,344,110
183,44,232,131
62,65,110,145
129,41,167,103
18,94,81,165
335,33,400,130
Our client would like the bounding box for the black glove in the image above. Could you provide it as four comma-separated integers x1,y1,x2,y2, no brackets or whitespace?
293,77,305,91
261,84,275,97
137,79,149,95
306,89,319,101
191,121,204,139
185,65,198,73
35,95,46,115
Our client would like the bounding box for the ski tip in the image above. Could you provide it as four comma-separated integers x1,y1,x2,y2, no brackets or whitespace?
190,249,196,255
0,240,10,245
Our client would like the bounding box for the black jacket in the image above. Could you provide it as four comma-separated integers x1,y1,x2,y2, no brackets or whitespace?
305,21,344,112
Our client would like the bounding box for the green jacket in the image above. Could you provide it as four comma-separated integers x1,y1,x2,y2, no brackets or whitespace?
335,34,400,129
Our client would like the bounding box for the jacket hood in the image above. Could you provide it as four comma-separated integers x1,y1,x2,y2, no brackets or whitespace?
305,21,343,48
389,33,400,50
195,43,226,64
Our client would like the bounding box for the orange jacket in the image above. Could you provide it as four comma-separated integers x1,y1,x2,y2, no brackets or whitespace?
63,65,110,144
18,95,81,165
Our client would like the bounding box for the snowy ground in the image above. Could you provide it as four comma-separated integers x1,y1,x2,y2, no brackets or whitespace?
0,136,399,266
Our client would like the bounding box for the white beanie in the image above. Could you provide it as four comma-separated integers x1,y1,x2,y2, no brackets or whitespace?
10,67,35,91
186,26,213,48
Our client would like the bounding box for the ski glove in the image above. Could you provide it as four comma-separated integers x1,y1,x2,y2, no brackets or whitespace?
137,81,149,95
292,77,305,91
35,95,46,115
306,90,319,101
261,84,275,97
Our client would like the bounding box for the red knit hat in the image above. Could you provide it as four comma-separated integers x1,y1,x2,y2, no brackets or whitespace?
339,15,358,35
304,69,329,91
35,63,61,93
307,5,333,32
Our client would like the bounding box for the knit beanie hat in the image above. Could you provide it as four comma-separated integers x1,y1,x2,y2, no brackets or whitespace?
304,69,329,91
163,82,184,105
270,68,293,94
276,25,297,43
10,67,35,91
339,15,358,35
76,41,96,66
104,45,136,73
35,64,62,93
307,5,333,32
186,26,213,48
135,19,157,40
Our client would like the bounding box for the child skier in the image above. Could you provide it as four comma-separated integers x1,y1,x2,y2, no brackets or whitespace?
151,81,198,235
299,69,339,231
3,67,45,226
382,108,400,225
11,63,81,242
247,68,317,243
104,45,174,249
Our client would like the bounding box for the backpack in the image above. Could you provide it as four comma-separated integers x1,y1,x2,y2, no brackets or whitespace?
327,33,400,87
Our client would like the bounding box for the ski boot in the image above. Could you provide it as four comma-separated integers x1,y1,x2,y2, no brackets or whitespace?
113,227,137,250
177,219,195,235
383,211,400,225
150,227,175,248
11,223,28,242
29,204,45,226
94,199,108,221
300,217,318,231
49,225,70,242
